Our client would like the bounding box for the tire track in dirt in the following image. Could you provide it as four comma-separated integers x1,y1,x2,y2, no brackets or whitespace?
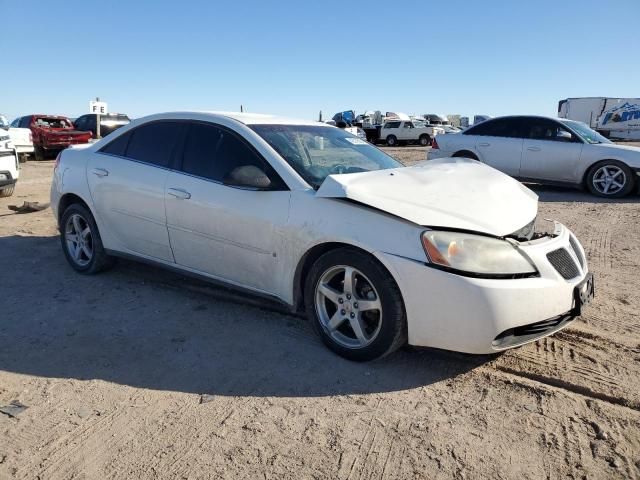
24,392,165,480
491,335,640,411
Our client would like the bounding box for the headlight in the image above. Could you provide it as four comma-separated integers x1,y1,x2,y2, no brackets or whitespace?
421,230,537,277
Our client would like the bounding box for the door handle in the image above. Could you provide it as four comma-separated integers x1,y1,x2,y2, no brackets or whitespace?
167,188,191,200
478,142,490,147
526,146,541,152
92,168,109,177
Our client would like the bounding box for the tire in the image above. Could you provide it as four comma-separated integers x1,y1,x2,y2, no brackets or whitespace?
586,160,635,198
304,248,407,361
452,150,478,160
34,146,45,161
60,203,115,274
386,135,397,147
0,185,15,197
19,154,29,164
419,134,431,146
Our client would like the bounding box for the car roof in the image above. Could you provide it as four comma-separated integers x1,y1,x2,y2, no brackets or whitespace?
198,111,322,126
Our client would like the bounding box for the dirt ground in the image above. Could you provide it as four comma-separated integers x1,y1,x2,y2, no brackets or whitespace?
1,148,639,479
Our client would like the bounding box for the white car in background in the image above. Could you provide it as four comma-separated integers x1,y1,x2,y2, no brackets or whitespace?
3,114,34,161
380,120,444,146
428,115,640,197
51,112,593,361
0,126,19,197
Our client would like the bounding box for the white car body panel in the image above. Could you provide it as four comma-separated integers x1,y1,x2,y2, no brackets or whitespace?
87,153,174,262
51,111,593,355
316,158,538,237
165,170,291,294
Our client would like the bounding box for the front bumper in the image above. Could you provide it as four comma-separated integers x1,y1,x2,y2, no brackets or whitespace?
377,222,591,354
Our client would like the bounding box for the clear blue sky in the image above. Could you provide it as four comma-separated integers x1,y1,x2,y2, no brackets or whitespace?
4,0,639,121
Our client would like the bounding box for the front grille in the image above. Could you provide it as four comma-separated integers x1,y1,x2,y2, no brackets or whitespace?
492,313,575,349
569,235,584,268
547,248,580,279
513,317,564,336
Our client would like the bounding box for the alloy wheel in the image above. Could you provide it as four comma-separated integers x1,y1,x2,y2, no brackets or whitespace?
65,213,94,267
592,165,626,195
314,265,383,349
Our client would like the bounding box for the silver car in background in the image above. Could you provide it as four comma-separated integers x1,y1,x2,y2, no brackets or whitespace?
429,115,640,197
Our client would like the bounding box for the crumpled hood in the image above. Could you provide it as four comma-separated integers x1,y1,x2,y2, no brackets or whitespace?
316,157,538,237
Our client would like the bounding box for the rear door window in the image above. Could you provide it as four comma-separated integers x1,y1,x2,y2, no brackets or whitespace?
100,131,132,157
465,118,524,138
124,121,183,168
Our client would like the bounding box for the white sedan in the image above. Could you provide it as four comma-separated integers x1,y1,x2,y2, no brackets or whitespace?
429,115,640,197
51,112,594,361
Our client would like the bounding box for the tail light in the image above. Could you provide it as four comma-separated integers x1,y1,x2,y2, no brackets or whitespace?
29,133,33,142
431,137,439,149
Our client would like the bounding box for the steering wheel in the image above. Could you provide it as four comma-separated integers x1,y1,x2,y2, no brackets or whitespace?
330,164,349,174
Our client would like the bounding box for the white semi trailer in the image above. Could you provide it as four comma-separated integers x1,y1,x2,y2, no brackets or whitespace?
558,97,640,140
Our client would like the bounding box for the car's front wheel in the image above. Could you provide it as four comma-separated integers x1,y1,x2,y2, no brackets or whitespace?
0,185,15,197
586,160,635,198
60,203,115,274
305,248,407,361
419,134,431,146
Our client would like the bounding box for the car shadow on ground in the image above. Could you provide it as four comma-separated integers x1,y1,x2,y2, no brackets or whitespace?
527,183,640,203
0,234,491,398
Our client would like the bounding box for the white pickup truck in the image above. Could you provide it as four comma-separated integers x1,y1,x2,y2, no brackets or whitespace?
2,114,34,161
379,119,444,146
0,126,19,197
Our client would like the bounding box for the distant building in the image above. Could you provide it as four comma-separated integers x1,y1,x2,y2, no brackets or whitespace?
447,115,461,127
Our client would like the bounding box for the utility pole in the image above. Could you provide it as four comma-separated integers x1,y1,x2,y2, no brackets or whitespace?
96,97,101,139
240,104,244,113
319,110,323,122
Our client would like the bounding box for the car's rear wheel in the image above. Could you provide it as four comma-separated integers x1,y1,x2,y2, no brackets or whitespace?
304,248,407,361
452,150,478,160
419,134,431,146
386,135,398,147
60,203,115,274
34,146,45,161
0,185,15,197
586,160,635,198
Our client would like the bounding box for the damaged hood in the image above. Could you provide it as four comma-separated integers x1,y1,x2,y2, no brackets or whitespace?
316,157,538,237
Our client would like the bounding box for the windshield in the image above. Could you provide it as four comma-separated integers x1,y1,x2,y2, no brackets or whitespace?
561,120,611,144
251,124,402,189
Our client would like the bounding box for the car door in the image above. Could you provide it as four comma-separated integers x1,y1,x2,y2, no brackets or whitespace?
520,118,584,183
165,121,291,295
87,121,184,262
400,121,414,141
467,117,525,176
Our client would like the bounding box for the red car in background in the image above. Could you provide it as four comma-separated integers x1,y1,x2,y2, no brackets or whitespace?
13,115,92,160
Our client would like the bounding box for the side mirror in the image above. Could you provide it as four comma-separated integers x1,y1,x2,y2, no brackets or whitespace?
224,165,272,189
556,130,573,142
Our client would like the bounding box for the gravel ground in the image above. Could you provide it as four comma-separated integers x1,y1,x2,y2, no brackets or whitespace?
0,149,639,479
